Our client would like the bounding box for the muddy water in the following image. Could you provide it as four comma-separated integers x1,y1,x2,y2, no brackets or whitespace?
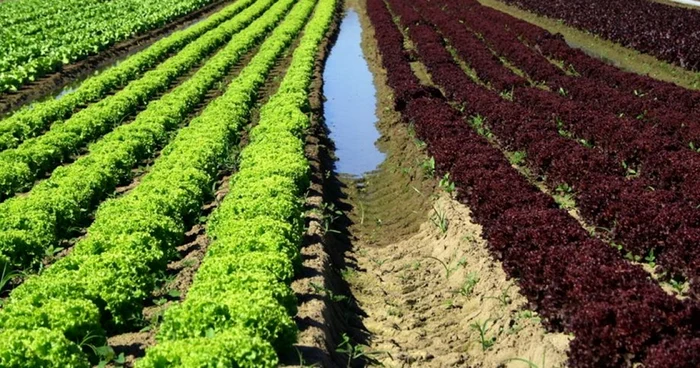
324,9,384,177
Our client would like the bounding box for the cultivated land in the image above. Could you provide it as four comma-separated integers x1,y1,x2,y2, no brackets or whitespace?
0,0,699,367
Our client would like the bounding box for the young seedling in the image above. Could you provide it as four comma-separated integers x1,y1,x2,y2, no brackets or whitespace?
644,249,656,268
439,173,456,194
553,183,576,210
335,333,381,368
507,151,527,166
421,157,436,178
426,256,462,279
0,262,21,295
310,282,348,303
486,285,513,307
431,206,449,234
469,115,493,139
470,319,496,351
459,272,480,296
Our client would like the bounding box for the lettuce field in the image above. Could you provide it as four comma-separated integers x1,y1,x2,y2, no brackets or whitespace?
0,0,699,367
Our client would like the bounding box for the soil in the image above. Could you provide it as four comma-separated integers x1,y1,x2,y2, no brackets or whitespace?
0,0,234,115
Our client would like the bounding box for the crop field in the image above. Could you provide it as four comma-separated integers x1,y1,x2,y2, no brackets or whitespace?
0,0,699,367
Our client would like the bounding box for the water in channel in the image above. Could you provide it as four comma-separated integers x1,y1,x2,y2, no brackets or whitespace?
324,9,384,177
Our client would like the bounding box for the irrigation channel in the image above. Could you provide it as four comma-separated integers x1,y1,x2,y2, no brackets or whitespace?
324,9,384,177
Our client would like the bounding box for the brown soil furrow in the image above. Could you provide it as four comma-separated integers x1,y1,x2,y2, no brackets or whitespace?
0,0,234,114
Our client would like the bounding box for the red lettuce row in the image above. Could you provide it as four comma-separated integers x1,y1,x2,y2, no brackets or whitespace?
408,0,700,287
498,0,700,72
396,0,700,296
461,0,700,116
412,0,700,208
370,0,700,366
441,0,700,151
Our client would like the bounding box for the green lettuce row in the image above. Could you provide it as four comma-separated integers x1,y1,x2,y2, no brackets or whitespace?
137,0,336,366
0,0,256,152
0,0,313,366
0,0,289,273
0,0,275,200
0,0,218,93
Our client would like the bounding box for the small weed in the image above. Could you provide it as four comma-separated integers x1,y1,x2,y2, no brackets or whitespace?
421,157,436,178
181,258,196,268
555,117,573,139
341,268,356,281
644,249,656,268
669,277,687,294
486,285,513,307
508,151,527,166
431,206,449,234
625,251,642,263
0,263,22,294
79,332,125,367
439,173,456,194
553,183,576,210
689,141,700,153
310,282,348,303
295,348,321,368
503,349,547,368
557,87,568,96
470,319,496,351
335,333,381,368
469,115,493,139
459,272,480,296
500,88,514,101
621,160,641,178
426,256,462,279
443,298,458,309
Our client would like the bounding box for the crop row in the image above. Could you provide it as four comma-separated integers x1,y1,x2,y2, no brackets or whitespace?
138,0,335,365
0,0,308,365
0,0,289,276
370,0,700,366
439,0,700,205
408,0,700,296
0,0,277,201
0,0,256,152
472,0,700,118
500,0,700,71
436,0,700,162
0,0,217,93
